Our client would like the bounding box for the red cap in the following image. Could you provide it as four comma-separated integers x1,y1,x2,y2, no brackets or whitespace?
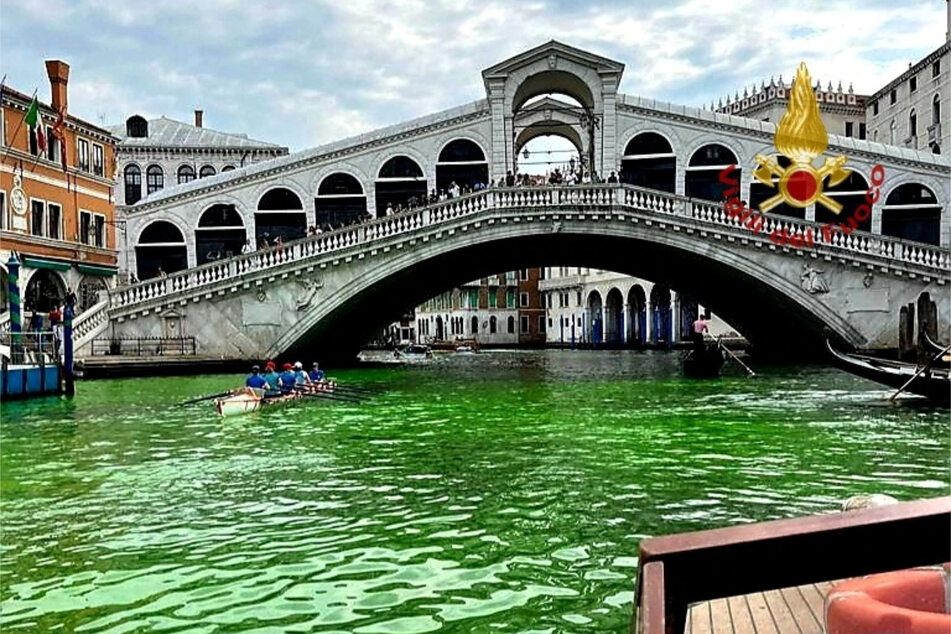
265,361,275,370
283,363,293,370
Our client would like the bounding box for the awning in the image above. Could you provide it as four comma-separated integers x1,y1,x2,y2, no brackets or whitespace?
22,256,71,272
77,264,118,277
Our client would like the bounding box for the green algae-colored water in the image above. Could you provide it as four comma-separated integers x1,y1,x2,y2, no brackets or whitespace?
1,350,947,632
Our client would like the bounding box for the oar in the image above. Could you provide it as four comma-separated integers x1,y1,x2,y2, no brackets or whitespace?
293,386,364,402
179,390,234,406
888,344,951,401
717,337,756,377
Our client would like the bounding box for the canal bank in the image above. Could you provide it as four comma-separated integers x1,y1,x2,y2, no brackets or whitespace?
1,350,947,632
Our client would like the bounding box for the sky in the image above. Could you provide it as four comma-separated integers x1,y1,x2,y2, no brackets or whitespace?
1,0,946,153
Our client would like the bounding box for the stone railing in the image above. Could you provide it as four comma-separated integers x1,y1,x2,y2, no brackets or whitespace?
72,299,111,348
110,184,950,313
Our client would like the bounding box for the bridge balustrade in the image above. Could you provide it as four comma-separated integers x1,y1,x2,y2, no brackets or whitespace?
110,184,950,313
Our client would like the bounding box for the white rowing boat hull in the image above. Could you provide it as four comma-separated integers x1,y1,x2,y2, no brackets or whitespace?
216,392,263,417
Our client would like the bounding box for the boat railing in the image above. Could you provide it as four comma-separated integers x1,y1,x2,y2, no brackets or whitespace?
633,496,951,634
89,336,197,357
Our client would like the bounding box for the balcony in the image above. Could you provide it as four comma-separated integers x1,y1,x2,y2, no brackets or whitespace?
0,230,118,267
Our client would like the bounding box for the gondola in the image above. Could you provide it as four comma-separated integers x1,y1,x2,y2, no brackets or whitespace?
682,343,725,378
922,331,951,361
825,340,950,402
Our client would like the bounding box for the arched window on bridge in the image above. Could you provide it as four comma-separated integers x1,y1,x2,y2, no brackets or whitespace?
620,132,675,193
199,165,217,179
124,164,142,205
375,156,426,216
436,139,488,192
649,285,672,346
316,173,367,229
146,164,164,195
628,285,647,345
749,155,803,218
256,187,306,245
196,204,246,263
587,290,603,345
685,144,739,202
177,164,196,184
604,288,623,344
435,315,444,340
819,170,872,231
135,220,187,280
881,184,941,245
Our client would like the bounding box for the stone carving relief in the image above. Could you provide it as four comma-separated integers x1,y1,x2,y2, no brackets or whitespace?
800,263,830,294
296,279,324,310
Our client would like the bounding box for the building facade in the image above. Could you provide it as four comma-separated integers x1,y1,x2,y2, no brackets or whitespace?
866,42,949,153
714,79,869,140
1,60,119,318
414,269,547,347
540,268,738,346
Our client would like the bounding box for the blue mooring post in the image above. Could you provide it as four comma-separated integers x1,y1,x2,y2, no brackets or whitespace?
63,293,75,397
7,254,22,363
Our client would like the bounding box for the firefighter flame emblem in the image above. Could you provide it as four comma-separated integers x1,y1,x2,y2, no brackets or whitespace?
753,62,851,214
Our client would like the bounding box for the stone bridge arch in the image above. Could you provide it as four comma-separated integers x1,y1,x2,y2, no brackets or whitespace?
267,222,867,362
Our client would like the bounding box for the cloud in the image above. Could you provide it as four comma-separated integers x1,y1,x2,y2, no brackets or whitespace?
1,0,944,151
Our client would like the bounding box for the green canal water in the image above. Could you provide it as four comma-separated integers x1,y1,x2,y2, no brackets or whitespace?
1,350,948,633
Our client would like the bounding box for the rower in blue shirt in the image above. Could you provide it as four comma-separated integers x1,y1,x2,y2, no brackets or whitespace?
278,363,299,393
245,364,271,390
309,362,326,382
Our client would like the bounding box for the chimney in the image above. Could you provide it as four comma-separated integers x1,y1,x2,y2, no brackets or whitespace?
194,109,203,128
45,60,70,113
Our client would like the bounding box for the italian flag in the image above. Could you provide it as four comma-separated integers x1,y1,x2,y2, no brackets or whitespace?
24,96,46,153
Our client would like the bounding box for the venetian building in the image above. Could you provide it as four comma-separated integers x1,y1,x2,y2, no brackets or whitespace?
1,60,120,317
109,112,287,277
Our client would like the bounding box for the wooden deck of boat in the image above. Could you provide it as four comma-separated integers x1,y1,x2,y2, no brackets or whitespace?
685,580,836,634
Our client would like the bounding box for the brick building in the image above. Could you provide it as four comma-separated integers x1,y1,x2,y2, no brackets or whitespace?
1,60,119,317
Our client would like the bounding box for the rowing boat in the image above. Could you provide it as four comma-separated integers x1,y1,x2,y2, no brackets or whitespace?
215,381,338,417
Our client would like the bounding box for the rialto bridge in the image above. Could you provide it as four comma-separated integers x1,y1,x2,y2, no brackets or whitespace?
68,41,949,361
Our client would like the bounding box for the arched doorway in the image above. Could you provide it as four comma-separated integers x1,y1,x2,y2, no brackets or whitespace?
196,204,246,263
686,144,740,202
135,221,187,279
814,170,873,230
604,287,623,344
471,315,479,335
679,295,699,341
620,132,676,192
315,173,367,228
435,315,444,340
587,290,603,344
650,285,672,346
628,285,647,345
78,276,108,312
509,73,598,179
256,188,306,245
24,269,65,313
375,156,427,214
882,184,941,245
436,139,489,192
515,132,583,182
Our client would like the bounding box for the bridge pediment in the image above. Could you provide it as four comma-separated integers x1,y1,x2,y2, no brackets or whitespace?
481,40,625,84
